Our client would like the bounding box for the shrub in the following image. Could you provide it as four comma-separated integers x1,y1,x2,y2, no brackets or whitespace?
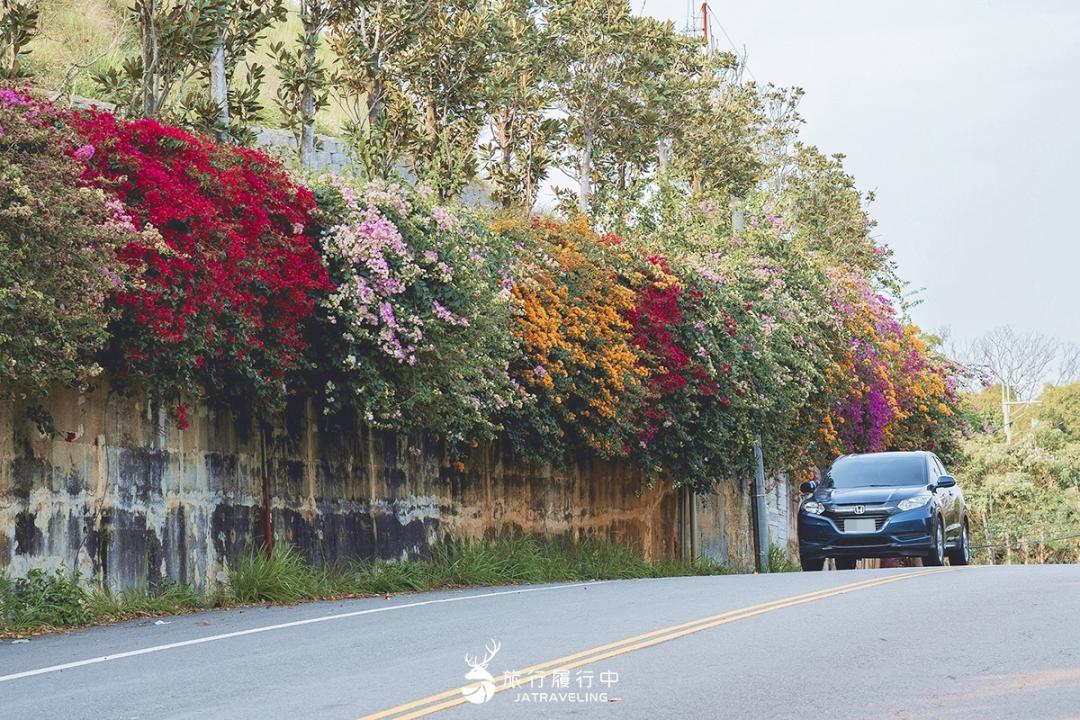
767,543,800,573
496,217,648,461
68,109,331,423
311,178,520,444
819,267,963,462
0,567,91,627
0,87,148,400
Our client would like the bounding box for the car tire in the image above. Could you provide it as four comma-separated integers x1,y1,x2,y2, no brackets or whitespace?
834,557,858,570
800,556,824,572
925,517,946,566
948,520,971,566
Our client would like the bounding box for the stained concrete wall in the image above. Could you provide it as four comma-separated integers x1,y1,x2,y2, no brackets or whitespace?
694,473,800,571
0,384,676,591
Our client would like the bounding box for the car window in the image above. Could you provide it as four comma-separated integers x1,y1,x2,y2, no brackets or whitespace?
933,455,948,476
825,455,929,488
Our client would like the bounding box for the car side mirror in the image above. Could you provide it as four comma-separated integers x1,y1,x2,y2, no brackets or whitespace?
937,475,956,489
800,480,818,493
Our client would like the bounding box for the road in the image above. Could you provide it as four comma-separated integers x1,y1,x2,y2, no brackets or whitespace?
2,564,1078,719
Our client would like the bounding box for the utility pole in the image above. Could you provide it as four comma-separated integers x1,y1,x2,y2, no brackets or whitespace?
682,1,710,51
732,203,768,572
1000,383,1041,445
701,2,709,48
752,436,769,573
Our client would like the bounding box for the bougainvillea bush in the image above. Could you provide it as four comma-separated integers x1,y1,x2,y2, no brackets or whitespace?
69,109,330,421
628,190,963,480
0,89,151,399
312,178,520,444
0,89,963,488
495,217,649,461
620,253,741,488
819,267,962,460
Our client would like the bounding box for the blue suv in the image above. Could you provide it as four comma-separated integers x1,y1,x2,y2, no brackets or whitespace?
798,451,970,570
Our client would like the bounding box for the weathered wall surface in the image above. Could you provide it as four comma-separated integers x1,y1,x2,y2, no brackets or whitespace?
0,385,676,591
694,474,799,571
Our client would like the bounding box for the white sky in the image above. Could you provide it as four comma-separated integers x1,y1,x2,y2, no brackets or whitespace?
637,0,1080,346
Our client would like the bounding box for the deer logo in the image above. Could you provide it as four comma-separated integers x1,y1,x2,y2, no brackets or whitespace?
460,638,501,705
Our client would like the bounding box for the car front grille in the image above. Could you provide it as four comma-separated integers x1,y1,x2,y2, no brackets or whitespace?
826,507,890,532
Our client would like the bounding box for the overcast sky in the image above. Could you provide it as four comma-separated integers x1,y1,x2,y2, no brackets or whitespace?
639,0,1079,347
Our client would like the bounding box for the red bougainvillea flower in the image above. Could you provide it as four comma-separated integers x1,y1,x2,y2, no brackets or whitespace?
69,109,331,414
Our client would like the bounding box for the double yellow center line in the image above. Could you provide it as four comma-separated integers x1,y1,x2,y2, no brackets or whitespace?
360,568,948,719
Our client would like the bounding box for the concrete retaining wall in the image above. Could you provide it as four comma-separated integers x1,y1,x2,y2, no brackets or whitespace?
691,473,798,572
0,384,684,591
0,381,799,589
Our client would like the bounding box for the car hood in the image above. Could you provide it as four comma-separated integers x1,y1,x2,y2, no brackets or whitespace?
815,485,928,505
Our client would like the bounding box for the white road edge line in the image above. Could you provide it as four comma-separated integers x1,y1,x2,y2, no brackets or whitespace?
0,581,611,683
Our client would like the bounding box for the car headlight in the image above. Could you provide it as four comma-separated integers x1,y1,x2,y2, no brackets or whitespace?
897,493,932,512
802,501,825,515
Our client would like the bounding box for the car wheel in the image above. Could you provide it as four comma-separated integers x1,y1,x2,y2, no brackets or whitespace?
834,557,858,570
800,556,824,572
925,517,946,566
948,521,971,566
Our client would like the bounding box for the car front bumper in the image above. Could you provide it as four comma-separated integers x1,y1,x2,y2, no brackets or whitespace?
798,509,934,559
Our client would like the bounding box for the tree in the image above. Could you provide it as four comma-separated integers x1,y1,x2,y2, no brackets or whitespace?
480,0,560,210
270,0,333,166
668,53,764,202
394,0,500,199
969,326,1062,444
1058,343,1079,386
0,0,38,80
200,0,285,142
1038,383,1080,442
329,0,424,179
545,0,649,214
93,0,283,144
584,15,698,230
776,144,894,287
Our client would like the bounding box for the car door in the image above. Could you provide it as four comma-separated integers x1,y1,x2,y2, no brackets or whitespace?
932,455,958,539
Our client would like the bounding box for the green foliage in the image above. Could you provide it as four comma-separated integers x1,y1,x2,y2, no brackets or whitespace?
1039,384,1080,441
269,0,332,162
955,386,1080,564
329,0,422,179
767,543,799,573
1,573,199,633
85,582,204,619
93,0,284,141
546,0,697,216
0,89,146,399
227,546,333,603
480,0,560,210
394,1,499,200
0,567,91,627
668,58,765,204
191,537,733,614
0,0,39,80
777,144,896,290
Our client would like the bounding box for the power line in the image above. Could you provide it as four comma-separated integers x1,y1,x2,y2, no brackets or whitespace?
706,4,757,83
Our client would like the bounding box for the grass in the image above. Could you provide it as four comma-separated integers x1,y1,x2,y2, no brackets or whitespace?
767,542,801,573
0,536,732,637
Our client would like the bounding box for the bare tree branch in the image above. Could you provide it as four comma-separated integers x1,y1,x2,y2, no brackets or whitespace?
968,325,1061,401
1058,342,1080,386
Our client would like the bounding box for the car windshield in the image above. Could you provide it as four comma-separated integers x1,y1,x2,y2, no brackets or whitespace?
825,455,928,488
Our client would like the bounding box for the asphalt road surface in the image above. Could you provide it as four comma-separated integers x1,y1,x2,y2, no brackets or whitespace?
2,564,1079,719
